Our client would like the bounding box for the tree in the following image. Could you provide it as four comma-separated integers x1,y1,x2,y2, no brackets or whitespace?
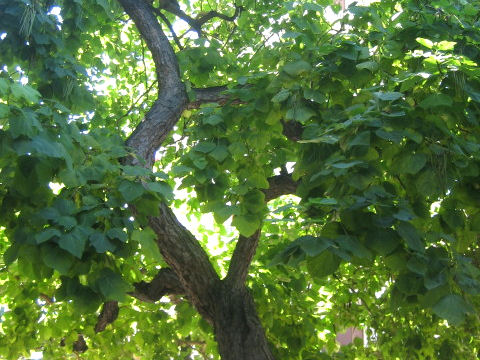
1,0,480,358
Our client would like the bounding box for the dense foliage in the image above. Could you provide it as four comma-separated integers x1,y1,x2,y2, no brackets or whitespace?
1,0,480,359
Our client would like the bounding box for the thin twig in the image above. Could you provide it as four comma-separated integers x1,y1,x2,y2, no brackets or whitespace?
116,81,156,124
152,8,184,50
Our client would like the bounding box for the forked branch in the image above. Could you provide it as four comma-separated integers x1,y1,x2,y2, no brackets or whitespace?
226,174,298,287
157,0,242,35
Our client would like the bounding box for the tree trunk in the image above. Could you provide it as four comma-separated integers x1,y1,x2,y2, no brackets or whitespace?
213,283,275,360
115,2,278,358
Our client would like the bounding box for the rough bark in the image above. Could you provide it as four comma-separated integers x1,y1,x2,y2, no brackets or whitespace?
225,231,261,288
116,1,278,359
213,283,275,360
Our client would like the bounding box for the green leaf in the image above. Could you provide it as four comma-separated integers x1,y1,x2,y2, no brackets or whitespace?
41,244,74,275
106,228,127,243
10,113,40,139
204,114,223,125
436,41,456,51
416,37,434,48
232,214,261,237
347,131,370,148
283,60,312,76
396,222,425,253
0,103,10,118
309,198,338,206
375,129,404,143
336,235,372,259
131,228,162,262
194,142,216,153
298,134,339,144
243,189,265,213
228,142,247,158
90,232,116,253
272,89,291,102
248,172,270,189
303,89,325,103
172,165,193,176
31,135,66,158
307,250,341,279
118,180,145,202
393,208,416,221
3,243,21,266
0,78,8,95
356,61,379,72
303,3,324,11
193,156,208,169
58,230,88,259
432,294,473,325
209,145,230,162
296,236,332,257
395,153,427,175
146,181,174,201
96,268,133,302
10,83,41,103
212,203,236,224
122,165,152,177
331,160,364,169
286,106,316,123
374,91,404,101
35,228,62,244
55,216,77,230
419,94,453,108
368,228,400,255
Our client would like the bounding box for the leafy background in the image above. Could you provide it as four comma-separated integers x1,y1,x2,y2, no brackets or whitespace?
1,0,480,358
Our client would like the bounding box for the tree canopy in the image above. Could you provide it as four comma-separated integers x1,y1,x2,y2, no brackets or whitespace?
1,0,480,359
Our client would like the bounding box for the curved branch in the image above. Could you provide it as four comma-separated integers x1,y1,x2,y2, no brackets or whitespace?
119,0,187,166
158,0,202,33
195,6,243,27
130,268,184,303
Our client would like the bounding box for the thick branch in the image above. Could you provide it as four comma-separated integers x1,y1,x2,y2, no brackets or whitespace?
147,204,219,322
119,0,187,166
130,268,184,303
187,86,228,109
225,231,261,288
118,0,220,324
264,174,298,202
94,301,119,333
